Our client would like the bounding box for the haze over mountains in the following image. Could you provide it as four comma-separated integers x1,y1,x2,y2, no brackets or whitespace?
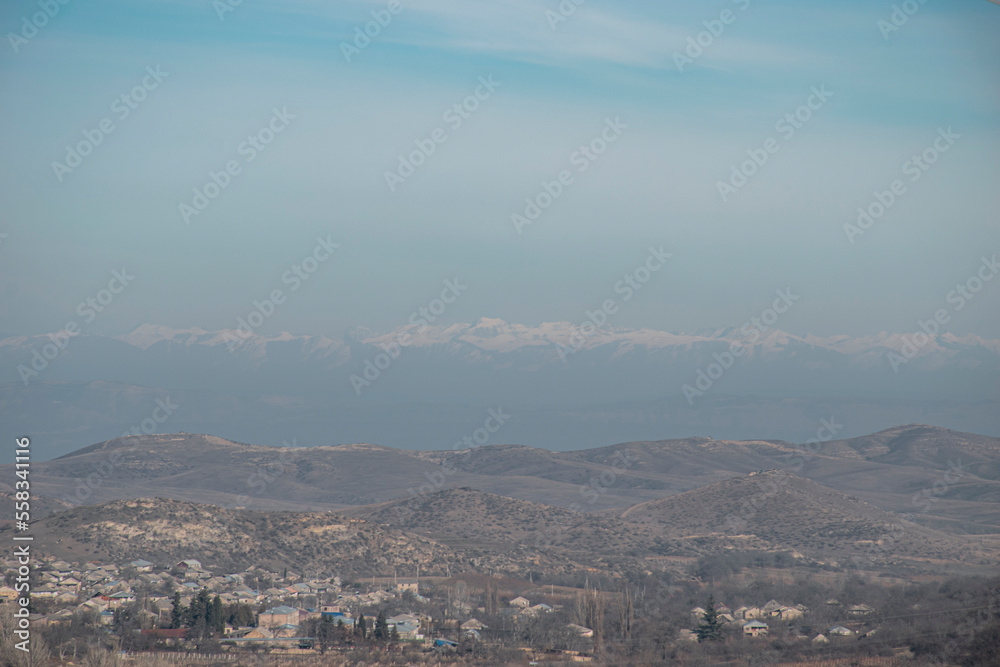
2,320,999,459
6,319,1000,401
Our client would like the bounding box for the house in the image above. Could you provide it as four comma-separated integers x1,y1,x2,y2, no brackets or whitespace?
509,596,531,608
79,599,108,613
690,606,707,618
812,633,829,644
273,623,299,638
779,606,804,621
389,618,421,640
733,606,750,619
244,627,274,639
848,604,874,616
46,609,74,626
525,603,553,615
140,628,187,646
84,572,107,585
321,605,344,620
153,599,175,625
259,605,299,628
308,581,329,595
677,629,698,642
567,623,593,638
0,585,20,603
130,559,154,572
828,625,855,636
99,610,115,626
461,618,486,631
761,600,784,617
395,578,419,594
105,591,135,609
387,613,421,637
743,621,769,637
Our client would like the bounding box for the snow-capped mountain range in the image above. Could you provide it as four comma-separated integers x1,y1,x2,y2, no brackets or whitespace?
2,318,998,403
2,319,999,458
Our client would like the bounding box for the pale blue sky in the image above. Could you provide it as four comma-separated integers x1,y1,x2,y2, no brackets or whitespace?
1,0,998,338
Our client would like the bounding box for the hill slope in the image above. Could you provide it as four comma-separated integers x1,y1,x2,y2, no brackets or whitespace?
619,470,994,569
2,497,580,578
3,425,998,540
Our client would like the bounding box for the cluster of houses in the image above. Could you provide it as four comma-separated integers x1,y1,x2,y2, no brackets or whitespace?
0,554,372,644
12,554,888,653
0,555,540,650
682,598,875,643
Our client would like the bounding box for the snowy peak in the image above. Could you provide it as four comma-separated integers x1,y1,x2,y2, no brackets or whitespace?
74,320,1000,362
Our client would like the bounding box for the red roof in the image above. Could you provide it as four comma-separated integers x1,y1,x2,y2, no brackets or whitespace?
141,629,187,638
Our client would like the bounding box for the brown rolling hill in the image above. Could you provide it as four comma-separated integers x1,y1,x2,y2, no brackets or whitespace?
0,496,591,579
5,476,998,582
342,486,672,570
616,469,998,571
2,425,998,541
345,477,1000,577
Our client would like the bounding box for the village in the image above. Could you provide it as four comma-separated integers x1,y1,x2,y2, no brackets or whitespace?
0,552,888,661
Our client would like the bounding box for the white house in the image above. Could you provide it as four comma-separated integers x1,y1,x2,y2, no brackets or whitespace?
743,621,769,638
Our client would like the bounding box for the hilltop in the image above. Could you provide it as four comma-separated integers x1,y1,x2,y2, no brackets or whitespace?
4,426,999,543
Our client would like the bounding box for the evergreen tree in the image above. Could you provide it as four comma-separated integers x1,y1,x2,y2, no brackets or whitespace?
356,613,367,641
170,592,184,629
209,595,224,634
696,594,723,642
374,610,389,641
227,603,255,628
187,589,210,628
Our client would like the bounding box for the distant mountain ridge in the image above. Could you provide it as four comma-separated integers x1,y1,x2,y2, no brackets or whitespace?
2,319,998,405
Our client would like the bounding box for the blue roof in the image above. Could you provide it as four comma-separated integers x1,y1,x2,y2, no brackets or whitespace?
263,606,299,615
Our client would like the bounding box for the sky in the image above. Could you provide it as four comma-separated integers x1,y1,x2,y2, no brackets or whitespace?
1,0,998,340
